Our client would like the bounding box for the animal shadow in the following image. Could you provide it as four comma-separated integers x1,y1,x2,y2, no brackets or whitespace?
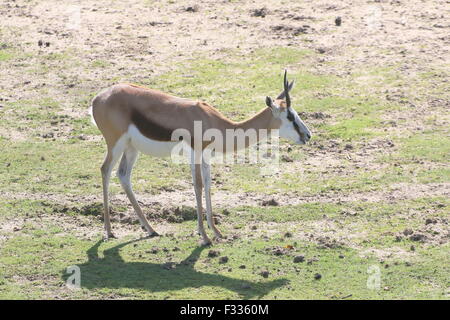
63,238,288,299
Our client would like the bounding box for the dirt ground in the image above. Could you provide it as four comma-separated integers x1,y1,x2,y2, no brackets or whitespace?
1,0,448,97
1,0,448,200
0,0,449,299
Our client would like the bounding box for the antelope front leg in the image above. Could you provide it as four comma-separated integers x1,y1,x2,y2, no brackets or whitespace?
201,160,223,240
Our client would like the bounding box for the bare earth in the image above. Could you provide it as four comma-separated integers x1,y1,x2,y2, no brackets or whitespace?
0,0,449,299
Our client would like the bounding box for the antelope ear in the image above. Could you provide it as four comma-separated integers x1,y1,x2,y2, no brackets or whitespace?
265,96,274,108
265,96,281,117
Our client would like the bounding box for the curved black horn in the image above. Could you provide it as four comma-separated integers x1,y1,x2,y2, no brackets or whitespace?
284,69,291,108
276,80,294,99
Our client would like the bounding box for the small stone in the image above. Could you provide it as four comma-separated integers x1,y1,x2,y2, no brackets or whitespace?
338,254,345,259
239,265,246,269
162,262,176,270
241,283,252,289
148,247,159,254
335,17,342,26
261,198,279,206
314,273,322,280
219,256,229,264
293,255,305,263
185,5,199,12
281,155,293,162
260,270,270,278
208,250,220,258
251,7,268,18
410,233,425,242
403,228,413,236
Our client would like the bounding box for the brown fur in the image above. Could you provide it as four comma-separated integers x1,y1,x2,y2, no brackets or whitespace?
92,83,283,151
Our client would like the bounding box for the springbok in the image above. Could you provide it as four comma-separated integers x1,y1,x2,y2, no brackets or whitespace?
91,70,311,245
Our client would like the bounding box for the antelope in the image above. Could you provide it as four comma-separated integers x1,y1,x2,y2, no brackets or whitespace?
90,70,311,245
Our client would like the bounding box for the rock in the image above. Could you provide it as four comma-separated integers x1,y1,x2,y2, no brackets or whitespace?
314,273,322,280
338,254,345,259
219,256,229,264
293,255,305,263
148,247,159,254
185,5,199,12
251,7,268,18
335,16,342,26
273,248,284,256
425,218,437,225
239,265,246,269
162,262,176,270
403,228,414,236
261,198,279,206
260,270,270,278
281,155,293,162
208,250,220,258
410,233,426,242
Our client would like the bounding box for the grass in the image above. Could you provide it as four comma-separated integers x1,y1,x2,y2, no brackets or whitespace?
0,197,448,299
0,26,449,299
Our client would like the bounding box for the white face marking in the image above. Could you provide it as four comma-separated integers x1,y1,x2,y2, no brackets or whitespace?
278,108,311,145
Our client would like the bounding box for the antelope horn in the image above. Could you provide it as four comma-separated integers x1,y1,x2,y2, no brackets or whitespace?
284,69,291,108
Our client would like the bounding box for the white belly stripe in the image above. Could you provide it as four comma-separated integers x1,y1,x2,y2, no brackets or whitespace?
128,124,183,157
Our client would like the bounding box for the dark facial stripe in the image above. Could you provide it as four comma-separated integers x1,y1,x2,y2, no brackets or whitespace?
287,108,302,137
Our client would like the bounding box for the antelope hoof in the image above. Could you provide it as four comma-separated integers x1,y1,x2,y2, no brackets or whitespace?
148,231,160,238
212,227,223,238
103,232,116,241
213,231,224,240
200,238,212,247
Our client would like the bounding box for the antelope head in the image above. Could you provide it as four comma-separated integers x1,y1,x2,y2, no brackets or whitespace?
265,70,312,145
